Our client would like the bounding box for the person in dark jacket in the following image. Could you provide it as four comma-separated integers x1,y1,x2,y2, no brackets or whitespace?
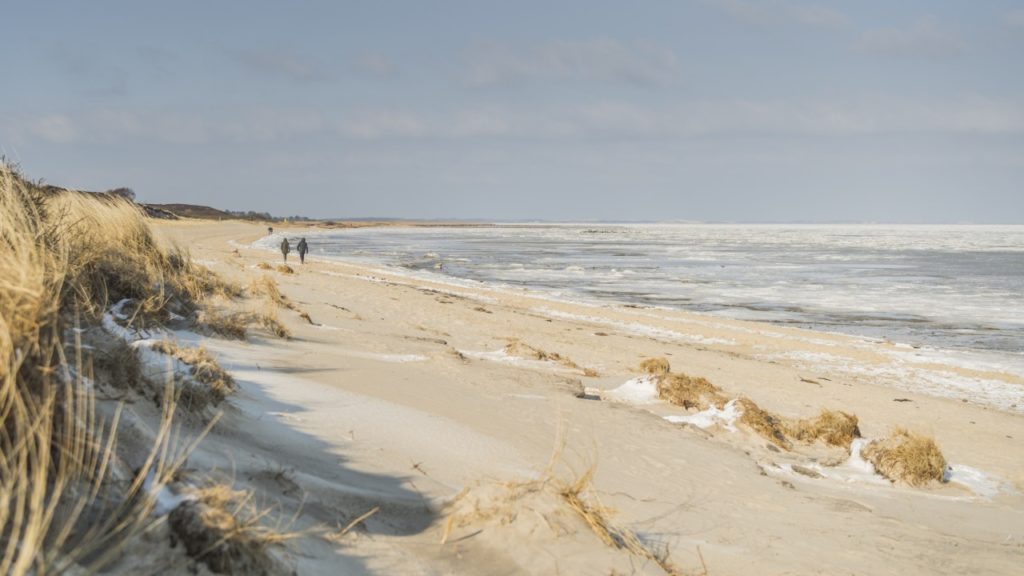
280,238,290,262
297,238,308,264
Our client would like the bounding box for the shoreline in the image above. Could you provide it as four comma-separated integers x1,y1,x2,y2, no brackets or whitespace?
150,218,1024,575
251,224,1024,414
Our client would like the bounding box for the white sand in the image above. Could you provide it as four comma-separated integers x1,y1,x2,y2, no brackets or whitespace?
147,220,1024,575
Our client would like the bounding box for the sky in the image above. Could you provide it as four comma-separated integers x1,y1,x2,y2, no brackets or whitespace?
2,1,1023,222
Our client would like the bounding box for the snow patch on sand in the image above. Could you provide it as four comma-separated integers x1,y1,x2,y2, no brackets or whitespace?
945,465,1003,499
143,470,194,516
664,399,741,431
341,350,428,363
603,375,660,404
459,349,575,371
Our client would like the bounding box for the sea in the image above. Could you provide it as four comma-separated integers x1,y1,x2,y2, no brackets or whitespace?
260,224,1024,380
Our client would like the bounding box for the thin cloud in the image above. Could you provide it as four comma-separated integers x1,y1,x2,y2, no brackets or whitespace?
1006,9,1024,30
856,16,965,58
465,39,679,87
340,110,427,140
233,49,327,81
352,52,396,77
31,115,78,143
700,0,848,28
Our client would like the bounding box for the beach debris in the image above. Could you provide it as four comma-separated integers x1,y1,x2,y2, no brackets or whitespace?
861,428,947,486
791,465,824,479
560,378,587,398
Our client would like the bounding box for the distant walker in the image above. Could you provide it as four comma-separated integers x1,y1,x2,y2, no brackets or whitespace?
297,238,308,264
280,238,290,262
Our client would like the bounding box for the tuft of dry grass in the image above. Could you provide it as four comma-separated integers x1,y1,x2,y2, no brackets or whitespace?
862,428,947,486
504,338,597,376
249,275,287,307
786,410,860,447
299,312,314,325
442,462,680,575
275,264,294,275
92,338,144,391
735,397,792,449
639,357,671,376
255,305,292,339
256,262,272,270
200,310,249,340
150,341,236,409
655,372,725,411
169,483,299,574
505,339,577,366
558,468,679,574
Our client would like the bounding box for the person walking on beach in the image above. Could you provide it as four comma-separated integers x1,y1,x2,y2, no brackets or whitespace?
297,238,308,264
280,238,290,262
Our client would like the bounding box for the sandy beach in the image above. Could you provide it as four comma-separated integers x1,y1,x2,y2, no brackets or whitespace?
136,219,1023,575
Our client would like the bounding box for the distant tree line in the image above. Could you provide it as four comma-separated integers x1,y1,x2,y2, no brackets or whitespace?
223,210,315,222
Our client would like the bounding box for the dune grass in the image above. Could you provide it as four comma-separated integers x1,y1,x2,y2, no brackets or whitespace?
149,341,236,409
250,275,288,308
168,482,299,574
639,357,671,376
643,356,946,486
0,164,227,573
786,409,861,448
644,357,863,450
504,338,598,376
655,372,724,411
862,428,947,486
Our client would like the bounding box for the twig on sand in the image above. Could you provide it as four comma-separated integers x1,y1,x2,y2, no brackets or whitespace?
324,507,380,543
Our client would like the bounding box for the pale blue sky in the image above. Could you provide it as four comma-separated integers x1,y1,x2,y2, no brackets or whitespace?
2,1,1023,222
